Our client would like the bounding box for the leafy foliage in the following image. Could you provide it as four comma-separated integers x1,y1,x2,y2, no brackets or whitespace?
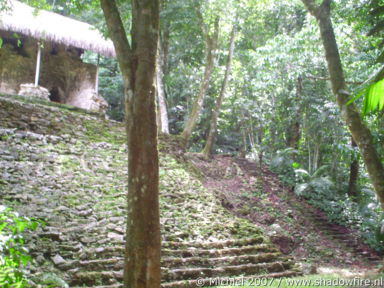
270,148,297,186
0,206,40,287
292,170,384,251
350,78,384,115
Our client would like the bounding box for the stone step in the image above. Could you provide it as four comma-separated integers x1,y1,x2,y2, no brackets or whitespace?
77,237,266,250
70,261,295,286
161,270,302,288
162,253,284,269
162,244,279,258
64,258,123,271
163,261,294,282
81,244,279,260
70,271,122,286
73,286,122,288
80,246,125,260
162,237,265,249
70,252,284,272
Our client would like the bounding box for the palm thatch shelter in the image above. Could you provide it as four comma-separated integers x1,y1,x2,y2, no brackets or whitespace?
0,0,116,112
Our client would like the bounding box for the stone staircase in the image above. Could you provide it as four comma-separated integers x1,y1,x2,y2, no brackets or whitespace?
0,127,301,287
295,206,382,264
234,157,383,266
0,95,301,288
64,238,299,287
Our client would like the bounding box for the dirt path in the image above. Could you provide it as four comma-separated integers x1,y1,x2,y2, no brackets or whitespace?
188,154,382,272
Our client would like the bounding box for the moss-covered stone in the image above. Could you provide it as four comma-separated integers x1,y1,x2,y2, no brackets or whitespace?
0,96,299,287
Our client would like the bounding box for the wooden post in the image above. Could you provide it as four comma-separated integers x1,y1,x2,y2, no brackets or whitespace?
95,54,100,93
34,41,42,87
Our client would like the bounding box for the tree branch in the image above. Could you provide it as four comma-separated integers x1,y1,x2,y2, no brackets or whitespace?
305,73,363,85
100,0,132,75
301,0,320,16
194,1,208,38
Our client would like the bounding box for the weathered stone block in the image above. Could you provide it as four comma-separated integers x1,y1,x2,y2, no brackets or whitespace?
18,83,50,100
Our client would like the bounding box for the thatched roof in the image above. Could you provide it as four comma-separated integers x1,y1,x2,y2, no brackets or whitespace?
0,1,116,57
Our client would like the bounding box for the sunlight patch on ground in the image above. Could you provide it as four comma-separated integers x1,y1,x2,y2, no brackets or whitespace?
317,266,367,277
213,267,384,288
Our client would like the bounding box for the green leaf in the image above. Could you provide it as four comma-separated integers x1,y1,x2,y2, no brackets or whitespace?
20,255,31,266
0,222,7,232
292,162,300,169
15,220,27,233
378,80,384,110
30,221,38,231
347,86,368,105
0,37,2,49
361,79,384,115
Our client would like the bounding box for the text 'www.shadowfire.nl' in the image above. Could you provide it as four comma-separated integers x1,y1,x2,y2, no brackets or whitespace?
195,277,384,287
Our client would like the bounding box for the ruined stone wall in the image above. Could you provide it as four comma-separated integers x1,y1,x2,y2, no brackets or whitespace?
0,34,35,94
0,31,107,112
0,94,122,141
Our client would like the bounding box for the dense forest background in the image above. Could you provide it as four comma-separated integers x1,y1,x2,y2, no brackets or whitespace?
31,0,383,246
1,0,384,286
73,0,384,251
36,0,384,249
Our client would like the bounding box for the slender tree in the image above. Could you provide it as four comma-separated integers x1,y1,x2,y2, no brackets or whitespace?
286,76,302,151
100,1,161,287
157,39,170,134
181,4,219,146
202,25,236,157
348,138,359,199
301,0,384,208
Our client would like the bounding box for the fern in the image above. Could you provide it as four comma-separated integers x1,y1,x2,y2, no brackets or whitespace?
348,76,384,115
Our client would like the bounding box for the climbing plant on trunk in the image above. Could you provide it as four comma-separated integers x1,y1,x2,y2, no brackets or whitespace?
100,1,161,287
301,0,384,208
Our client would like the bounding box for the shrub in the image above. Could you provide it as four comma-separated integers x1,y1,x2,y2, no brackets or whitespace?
272,156,384,252
0,206,39,287
270,148,297,186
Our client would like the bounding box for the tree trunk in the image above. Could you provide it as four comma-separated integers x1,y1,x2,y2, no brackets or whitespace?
181,14,219,146
162,22,171,76
348,138,359,199
239,110,248,158
100,1,161,288
240,127,247,158
287,76,302,150
286,76,303,150
157,39,169,134
301,0,384,208
202,25,236,157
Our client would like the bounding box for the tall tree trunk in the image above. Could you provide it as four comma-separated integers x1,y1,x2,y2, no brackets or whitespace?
239,110,248,158
162,22,171,76
301,0,384,207
287,76,302,150
202,25,236,157
240,127,247,158
100,1,161,288
157,40,169,134
348,138,359,199
181,14,219,146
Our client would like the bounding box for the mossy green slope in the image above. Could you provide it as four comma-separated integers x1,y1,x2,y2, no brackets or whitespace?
0,94,297,287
